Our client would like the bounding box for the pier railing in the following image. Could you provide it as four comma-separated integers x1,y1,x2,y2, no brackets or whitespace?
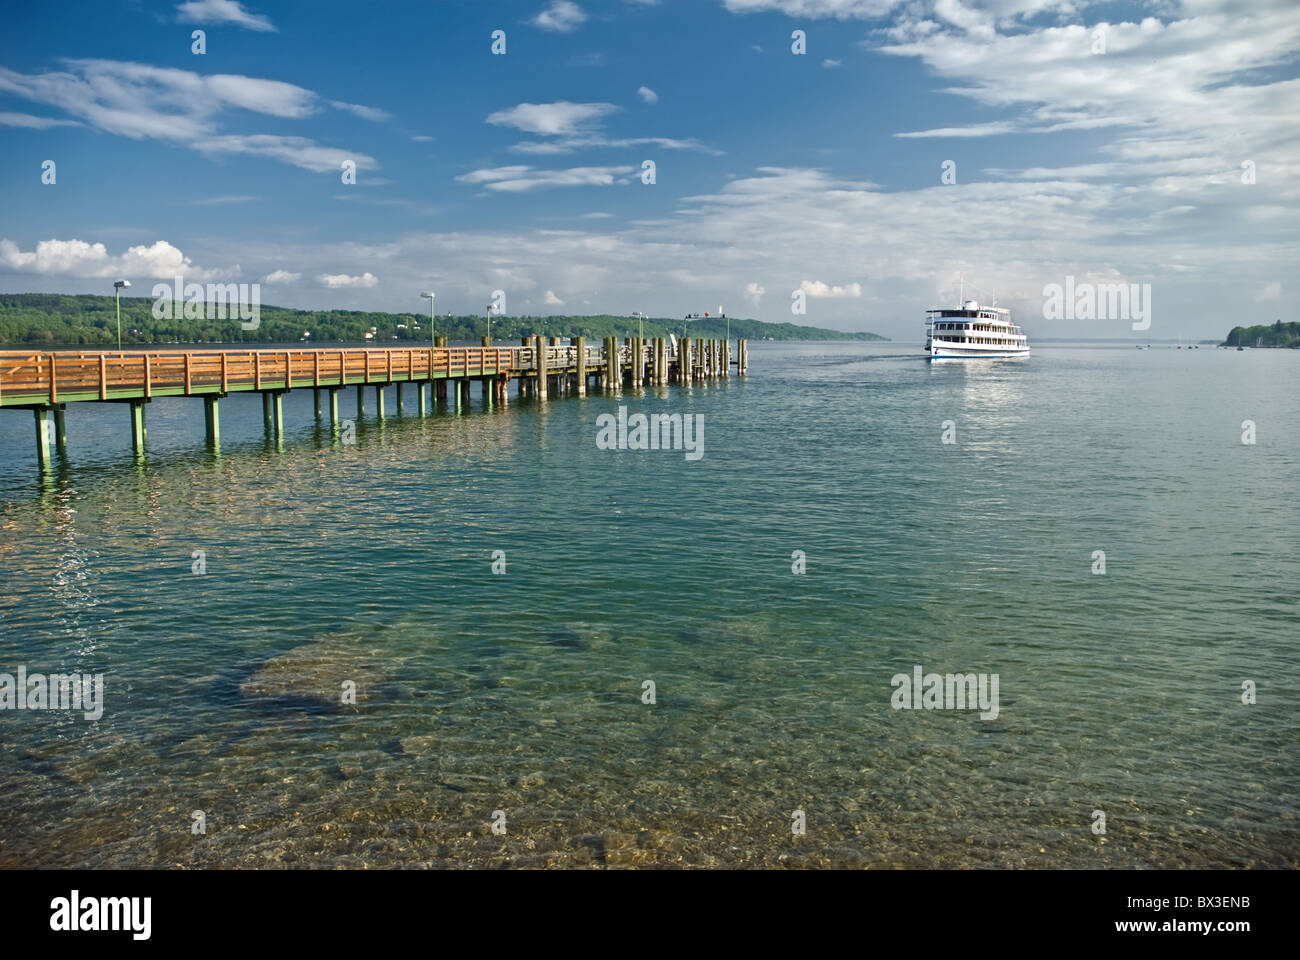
0,346,522,406
4,335,748,469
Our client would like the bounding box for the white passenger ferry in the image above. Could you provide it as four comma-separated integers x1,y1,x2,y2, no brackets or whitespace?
925,294,1029,360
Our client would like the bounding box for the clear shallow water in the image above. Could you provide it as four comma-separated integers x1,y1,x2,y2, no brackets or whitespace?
0,341,1295,868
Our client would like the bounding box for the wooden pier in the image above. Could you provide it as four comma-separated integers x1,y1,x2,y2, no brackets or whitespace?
1,335,748,468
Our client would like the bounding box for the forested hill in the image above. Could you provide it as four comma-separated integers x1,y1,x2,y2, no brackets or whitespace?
1222,321,1300,348
0,294,887,346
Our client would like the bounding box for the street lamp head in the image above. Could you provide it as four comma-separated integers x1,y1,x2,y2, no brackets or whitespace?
420,291,435,300
114,280,130,289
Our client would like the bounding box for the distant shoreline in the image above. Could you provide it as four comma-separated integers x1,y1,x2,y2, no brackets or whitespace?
0,293,887,347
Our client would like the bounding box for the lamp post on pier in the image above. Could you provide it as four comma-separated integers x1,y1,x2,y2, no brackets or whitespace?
420,291,435,347
113,279,131,350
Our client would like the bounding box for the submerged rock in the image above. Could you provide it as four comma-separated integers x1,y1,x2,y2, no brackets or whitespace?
239,636,404,709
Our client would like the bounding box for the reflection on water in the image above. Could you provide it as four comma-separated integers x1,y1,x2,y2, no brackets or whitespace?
0,344,1297,868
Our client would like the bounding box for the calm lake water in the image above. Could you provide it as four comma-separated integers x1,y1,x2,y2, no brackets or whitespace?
0,341,1296,868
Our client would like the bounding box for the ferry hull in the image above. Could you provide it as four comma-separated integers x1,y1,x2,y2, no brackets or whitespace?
928,347,1031,360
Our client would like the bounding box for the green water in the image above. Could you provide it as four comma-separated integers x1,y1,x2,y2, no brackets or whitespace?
0,342,1296,868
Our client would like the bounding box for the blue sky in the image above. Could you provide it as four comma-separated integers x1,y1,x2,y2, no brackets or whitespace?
1,0,1297,339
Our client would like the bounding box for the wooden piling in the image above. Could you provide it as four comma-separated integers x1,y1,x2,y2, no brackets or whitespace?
575,336,586,396
435,336,448,408
535,335,548,400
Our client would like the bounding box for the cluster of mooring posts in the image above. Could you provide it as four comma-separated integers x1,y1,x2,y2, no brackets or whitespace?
1,335,748,469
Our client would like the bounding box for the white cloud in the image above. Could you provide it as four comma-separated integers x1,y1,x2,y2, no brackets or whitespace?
724,0,901,18
263,269,302,283
319,272,379,288
194,135,377,173
191,194,256,205
330,100,391,122
637,86,659,104
800,279,862,298
544,290,565,305
822,59,842,68
486,99,719,155
0,238,223,280
411,135,434,142
744,282,766,306
0,112,79,128
894,121,1017,138
0,60,377,173
457,165,636,192
175,0,276,32
510,135,714,155
486,101,619,136
530,1,587,32
1253,282,1281,302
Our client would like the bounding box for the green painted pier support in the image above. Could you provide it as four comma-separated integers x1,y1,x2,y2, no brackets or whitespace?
396,383,404,415
314,388,322,419
52,404,67,452
356,384,365,418
418,382,427,416
375,385,386,419
261,391,284,436
328,387,340,426
130,400,146,455
33,408,52,470
204,396,220,446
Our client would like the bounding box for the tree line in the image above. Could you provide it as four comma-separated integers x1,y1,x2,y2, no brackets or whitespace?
1223,321,1299,348
0,294,886,347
